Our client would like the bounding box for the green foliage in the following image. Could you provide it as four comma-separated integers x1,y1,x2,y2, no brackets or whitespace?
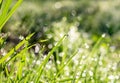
0,0,23,31
0,0,120,83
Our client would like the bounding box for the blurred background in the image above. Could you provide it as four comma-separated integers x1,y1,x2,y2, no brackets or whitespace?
2,0,120,55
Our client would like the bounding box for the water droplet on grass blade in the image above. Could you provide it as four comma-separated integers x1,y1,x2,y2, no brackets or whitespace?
19,35,24,40
102,33,106,38
35,43,40,55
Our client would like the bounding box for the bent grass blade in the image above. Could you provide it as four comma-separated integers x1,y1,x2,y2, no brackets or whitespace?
0,33,34,64
34,35,67,83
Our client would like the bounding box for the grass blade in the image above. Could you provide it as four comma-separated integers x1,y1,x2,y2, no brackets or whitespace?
35,35,67,83
89,34,105,57
0,0,23,31
55,49,78,78
0,33,34,64
0,0,3,9
0,0,12,23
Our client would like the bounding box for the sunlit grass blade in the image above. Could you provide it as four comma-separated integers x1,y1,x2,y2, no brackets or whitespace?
0,0,23,31
16,40,29,81
0,33,34,64
89,34,106,57
4,66,9,77
93,54,101,82
34,35,67,83
16,49,27,80
0,0,2,4
72,53,83,83
55,49,78,78
5,44,35,68
0,0,3,9
76,65,86,82
0,37,4,48
0,0,12,22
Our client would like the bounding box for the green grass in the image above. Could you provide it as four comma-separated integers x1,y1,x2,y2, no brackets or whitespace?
0,0,120,83
0,0,23,31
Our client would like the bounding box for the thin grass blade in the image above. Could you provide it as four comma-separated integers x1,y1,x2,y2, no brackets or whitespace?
35,35,67,83
0,33,34,64
55,49,78,78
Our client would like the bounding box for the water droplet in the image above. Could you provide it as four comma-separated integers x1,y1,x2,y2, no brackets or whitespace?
48,44,53,49
85,43,89,49
19,35,24,40
102,33,106,38
89,70,93,76
108,75,115,80
36,60,40,65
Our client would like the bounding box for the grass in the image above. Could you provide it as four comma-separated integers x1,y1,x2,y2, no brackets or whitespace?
0,0,120,83
0,0,23,31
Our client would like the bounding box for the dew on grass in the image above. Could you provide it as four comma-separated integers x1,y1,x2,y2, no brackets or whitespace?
76,72,80,76
65,71,70,76
59,52,64,57
10,76,14,80
99,61,103,65
102,33,106,38
89,70,93,76
91,57,97,62
47,34,52,38
82,55,86,59
82,70,87,77
64,66,69,71
68,26,79,43
35,44,40,54
48,44,53,49
46,64,51,70
72,58,79,66
0,48,7,56
36,60,41,65
22,73,25,77
32,60,36,64
76,75,79,79
84,43,89,49
79,66,82,69
115,75,119,80
108,75,115,80
82,72,86,77
56,60,61,65
30,81,34,83
78,48,84,53
26,57,29,62
100,46,107,55
19,35,24,40
60,33,64,37
111,63,117,70
78,81,82,83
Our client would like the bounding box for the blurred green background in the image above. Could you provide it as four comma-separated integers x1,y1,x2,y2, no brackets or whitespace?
2,0,120,51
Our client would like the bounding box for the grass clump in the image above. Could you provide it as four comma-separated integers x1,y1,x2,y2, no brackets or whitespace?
0,0,120,83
